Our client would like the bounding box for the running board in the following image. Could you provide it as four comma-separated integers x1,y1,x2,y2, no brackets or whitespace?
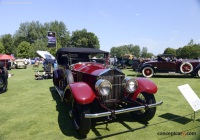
85,101,163,118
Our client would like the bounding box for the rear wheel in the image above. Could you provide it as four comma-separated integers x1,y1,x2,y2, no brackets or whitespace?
180,62,193,74
197,69,200,77
71,100,91,138
142,67,154,78
130,92,156,122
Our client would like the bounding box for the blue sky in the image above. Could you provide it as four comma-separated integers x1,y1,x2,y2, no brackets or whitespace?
1,0,200,55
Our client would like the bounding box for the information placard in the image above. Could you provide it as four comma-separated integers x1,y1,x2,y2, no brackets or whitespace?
178,84,200,112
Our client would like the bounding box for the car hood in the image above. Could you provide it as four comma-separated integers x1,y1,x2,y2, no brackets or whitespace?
72,62,124,76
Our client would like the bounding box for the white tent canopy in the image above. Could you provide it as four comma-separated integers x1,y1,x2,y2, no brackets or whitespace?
36,50,55,60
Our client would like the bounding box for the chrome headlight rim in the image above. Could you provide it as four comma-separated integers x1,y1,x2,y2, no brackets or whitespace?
95,79,112,96
123,77,138,93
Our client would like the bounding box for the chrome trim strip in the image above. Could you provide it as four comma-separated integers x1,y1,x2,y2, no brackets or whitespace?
98,69,111,76
85,101,163,118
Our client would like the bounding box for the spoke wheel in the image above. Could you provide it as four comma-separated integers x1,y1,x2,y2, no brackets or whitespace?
129,92,156,122
142,67,154,78
180,62,193,74
71,100,91,138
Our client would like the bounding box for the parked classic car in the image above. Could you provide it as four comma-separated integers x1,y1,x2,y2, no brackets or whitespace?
117,57,134,68
138,54,200,78
13,59,27,69
53,47,163,137
132,58,151,71
0,61,8,93
115,54,134,68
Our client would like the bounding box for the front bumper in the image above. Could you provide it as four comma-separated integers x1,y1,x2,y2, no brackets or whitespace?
85,101,163,118
17,65,25,68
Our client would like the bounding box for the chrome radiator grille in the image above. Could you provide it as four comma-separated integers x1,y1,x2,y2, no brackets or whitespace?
99,75,125,100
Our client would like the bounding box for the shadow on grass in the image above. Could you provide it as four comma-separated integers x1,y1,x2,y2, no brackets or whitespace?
91,112,200,140
90,113,147,139
49,87,83,139
49,87,149,139
159,113,193,124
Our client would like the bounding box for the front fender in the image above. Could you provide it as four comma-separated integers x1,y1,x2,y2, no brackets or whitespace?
66,82,96,104
132,77,157,100
139,64,153,72
192,64,200,73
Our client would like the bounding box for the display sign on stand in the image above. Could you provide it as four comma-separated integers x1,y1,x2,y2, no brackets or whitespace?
178,84,200,121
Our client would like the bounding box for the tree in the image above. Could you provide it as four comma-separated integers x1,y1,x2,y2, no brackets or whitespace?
1,34,13,54
30,39,48,58
163,47,176,56
110,47,118,57
128,44,141,58
182,45,200,59
140,47,154,58
110,44,142,58
176,47,183,58
187,39,194,46
0,42,5,54
176,43,200,59
141,47,148,58
44,20,70,47
110,45,129,58
17,41,31,58
145,52,154,58
14,20,70,57
70,29,100,49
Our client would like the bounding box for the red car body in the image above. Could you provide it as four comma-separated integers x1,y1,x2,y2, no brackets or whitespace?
53,47,163,137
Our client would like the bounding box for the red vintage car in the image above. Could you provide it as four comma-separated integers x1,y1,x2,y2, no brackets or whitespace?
139,54,200,78
53,47,163,137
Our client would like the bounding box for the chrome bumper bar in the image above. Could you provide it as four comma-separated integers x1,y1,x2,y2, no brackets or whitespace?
85,101,163,118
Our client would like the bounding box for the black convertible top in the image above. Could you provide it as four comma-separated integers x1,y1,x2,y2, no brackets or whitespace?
56,47,109,54
56,47,109,65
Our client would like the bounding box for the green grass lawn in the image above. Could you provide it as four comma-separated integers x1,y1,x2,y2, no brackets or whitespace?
0,66,200,140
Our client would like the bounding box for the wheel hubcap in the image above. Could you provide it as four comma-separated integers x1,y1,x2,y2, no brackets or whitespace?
145,69,151,75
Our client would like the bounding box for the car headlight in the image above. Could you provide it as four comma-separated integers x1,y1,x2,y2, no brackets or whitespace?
95,79,112,96
123,77,138,93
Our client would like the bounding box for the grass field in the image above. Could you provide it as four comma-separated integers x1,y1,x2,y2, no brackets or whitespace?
0,66,200,140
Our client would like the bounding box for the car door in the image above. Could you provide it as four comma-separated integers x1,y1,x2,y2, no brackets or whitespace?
155,61,176,72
